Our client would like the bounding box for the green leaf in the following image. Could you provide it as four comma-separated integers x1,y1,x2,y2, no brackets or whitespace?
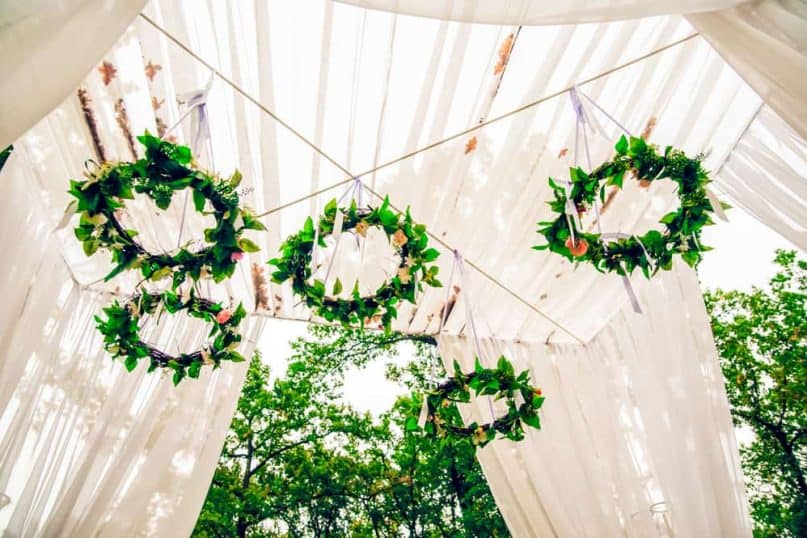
421,248,440,262
188,361,202,379
193,189,206,212
614,135,628,155
229,169,243,187
629,136,647,155
332,278,343,296
237,237,261,253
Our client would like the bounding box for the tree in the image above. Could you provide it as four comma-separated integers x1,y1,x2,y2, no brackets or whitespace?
705,250,806,538
192,326,510,537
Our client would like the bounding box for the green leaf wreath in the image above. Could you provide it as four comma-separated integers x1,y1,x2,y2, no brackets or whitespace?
534,135,726,277
96,287,247,385
269,197,442,332
69,133,265,288
406,356,545,447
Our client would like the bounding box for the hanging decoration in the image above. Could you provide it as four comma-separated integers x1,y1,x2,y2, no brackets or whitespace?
407,356,545,447
534,134,723,277
405,250,544,448
268,195,441,332
96,287,247,385
69,133,264,288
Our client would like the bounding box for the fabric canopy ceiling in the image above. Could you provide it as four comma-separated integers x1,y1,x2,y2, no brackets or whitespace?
0,0,804,536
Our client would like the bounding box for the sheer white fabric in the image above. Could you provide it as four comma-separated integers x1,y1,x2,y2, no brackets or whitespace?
687,1,807,140
336,0,807,141
334,0,745,25
0,146,262,536
714,105,807,250
0,0,147,148
0,0,795,535
437,264,751,537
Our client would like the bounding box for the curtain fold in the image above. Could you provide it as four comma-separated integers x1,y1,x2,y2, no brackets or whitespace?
0,0,147,148
714,105,807,250
0,144,261,538
333,0,746,25
687,1,807,140
436,264,752,537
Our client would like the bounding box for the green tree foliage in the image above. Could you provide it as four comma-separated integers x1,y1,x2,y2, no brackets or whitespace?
192,326,509,537
705,250,806,538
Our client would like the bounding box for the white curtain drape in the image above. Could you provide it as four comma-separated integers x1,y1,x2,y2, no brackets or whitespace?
0,0,788,535
687,1,807,140
437,264,751,537
336,0,807,142
334,0,746,24
714,105,807,250
0,0,147,148
0,149,261,537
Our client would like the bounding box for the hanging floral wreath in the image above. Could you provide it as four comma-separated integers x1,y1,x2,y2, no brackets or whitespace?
534,135,724,277
96,287,247,385
268,197,442,332
69,133,265,288
406,356,545,447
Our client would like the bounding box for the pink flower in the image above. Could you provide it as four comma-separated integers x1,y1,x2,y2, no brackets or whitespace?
231,251,245,262
216,309,233,324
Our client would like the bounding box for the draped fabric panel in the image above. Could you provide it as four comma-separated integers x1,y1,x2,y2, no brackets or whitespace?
0,149,263,536
0,0,147,148
714,105,807,250
687,1,807,140
334,0,746,25
436,264,751,537
0,0,791,535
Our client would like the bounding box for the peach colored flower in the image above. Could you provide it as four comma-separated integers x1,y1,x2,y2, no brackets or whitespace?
391,229,408,248
397,267,411,284
355,220,369,237
473,426,487,445
533,387,543,397
216,309,232,324
231,251,244,262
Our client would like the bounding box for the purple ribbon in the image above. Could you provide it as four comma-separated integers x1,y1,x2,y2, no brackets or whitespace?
180,74,214,155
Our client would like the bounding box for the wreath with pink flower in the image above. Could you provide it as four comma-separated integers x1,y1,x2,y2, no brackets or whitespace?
96,287,247,385
406,356,545,447
268,197,442,332
534,135,724,276
69,133,265,289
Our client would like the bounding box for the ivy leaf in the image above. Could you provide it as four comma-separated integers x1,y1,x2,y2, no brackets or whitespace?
237,237,261,253
422,248,440,262
193,189,206,212
614,135,628,155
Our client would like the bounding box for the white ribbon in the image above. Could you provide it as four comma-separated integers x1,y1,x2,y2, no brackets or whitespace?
600,231,651,314
332,208,344,241
705,187,729,222
456,251,496,422
417,396,430,428
54,200,77,231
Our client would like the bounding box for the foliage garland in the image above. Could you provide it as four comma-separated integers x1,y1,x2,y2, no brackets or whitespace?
69,133,265,288
407,356,545,447
269,197,442,332
96,287,247,385
534,135,725,277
